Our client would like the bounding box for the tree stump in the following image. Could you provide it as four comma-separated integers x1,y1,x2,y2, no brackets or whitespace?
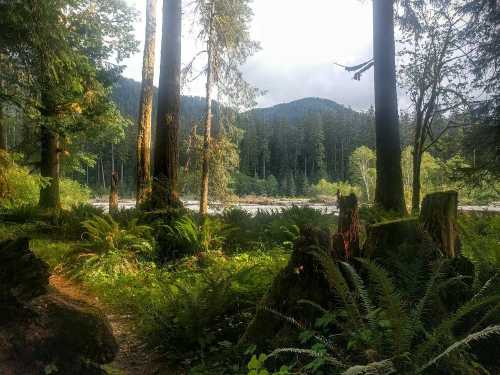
109,171,119,214
420,191,459,257
333,193,360,259
239,227,336,350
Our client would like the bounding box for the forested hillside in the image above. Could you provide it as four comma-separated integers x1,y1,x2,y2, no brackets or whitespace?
110,78,378,197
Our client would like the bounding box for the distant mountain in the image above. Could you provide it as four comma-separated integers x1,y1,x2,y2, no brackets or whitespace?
246,97,353,123
111,78,376,188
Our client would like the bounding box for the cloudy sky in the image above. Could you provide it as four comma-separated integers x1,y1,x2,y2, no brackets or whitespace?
122,0,376,110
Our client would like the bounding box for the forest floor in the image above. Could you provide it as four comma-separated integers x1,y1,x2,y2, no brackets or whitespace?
49,274,169,375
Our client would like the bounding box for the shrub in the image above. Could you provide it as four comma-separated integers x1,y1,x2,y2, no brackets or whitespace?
308,179,361,201
59,178,91,208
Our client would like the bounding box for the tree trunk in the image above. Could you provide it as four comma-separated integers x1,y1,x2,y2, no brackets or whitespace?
420,191,459,257
332,193,360,259
109,171,119,214
184,122,197,174
39,125,60,210
136,0,157,207
373,0,406,214
101,159,106,189
200,3,215,216
0,102,6,151
152,0,182,209
411,149,422,213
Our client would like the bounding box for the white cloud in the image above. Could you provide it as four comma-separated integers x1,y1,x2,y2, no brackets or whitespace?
121,0,376,110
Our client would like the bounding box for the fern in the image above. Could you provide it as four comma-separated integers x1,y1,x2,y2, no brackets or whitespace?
313,250,363,329
268,348,347,369
342,358,396,375
357,258,410,355
417,325,500,374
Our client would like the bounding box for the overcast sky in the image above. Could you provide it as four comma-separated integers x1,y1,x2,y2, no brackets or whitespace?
122,0,376,111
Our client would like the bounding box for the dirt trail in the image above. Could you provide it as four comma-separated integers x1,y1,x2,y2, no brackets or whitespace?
49,275,167,375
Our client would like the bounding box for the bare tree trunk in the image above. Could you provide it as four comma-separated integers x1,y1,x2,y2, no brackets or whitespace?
0,102,6,151
109,171,119,214
152,0,182,209
373,0,406,214
184,122,197,174
39,125,60,210
101,159,106,189
136,0,157,207
412,148,422,214
200,2,215,216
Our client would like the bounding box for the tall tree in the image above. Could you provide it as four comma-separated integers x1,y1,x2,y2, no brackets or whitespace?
191,0,260,215
399,0,471,212
136,0,157,206
0,0,137,210
152,0,182,208
372,0,406,213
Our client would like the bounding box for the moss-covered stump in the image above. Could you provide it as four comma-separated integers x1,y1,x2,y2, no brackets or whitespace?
363,217,436,259
239,226,336,350
420,190,459,257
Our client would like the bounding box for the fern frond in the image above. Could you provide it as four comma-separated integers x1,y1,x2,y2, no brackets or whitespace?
297,299,329,315
268,347,347,368
313,250,363,328
415,294,500,363
342,358,396,375
340,261,377,329
472,273,498,301
417,325,500,374
357,258,409,355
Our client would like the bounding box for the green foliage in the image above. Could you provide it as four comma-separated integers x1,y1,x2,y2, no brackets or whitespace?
59,178,91,208
82,214,153,256
253,255,500,374
349,146,376,202
459,213,500,270
308,179,361,200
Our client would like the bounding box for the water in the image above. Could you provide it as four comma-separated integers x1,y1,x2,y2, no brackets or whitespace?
92,199,500,215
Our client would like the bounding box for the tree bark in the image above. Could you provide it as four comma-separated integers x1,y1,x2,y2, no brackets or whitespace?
109,171,119,214
373,0,406,214
0,102,6,151
136,0,157,207
200,2,215,216
411,148,422,213
332,193,360,259
152,0,182,209
39,125,60,210
420,191,459,257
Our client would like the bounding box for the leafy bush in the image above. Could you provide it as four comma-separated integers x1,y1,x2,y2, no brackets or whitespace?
308,179,361,201
0,151,48,208
252,255,500,374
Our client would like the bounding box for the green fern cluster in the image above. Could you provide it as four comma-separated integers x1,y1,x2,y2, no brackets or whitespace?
82,214,153,256
252,254,500,374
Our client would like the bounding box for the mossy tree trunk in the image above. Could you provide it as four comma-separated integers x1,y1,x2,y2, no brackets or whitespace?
136,0,157,207
420,191,459,257
152,0,182,209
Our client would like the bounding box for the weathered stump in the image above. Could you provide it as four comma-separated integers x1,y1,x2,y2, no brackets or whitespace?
109,171,119,214
420,191,459,257
239,227,336,350
333,193,360,259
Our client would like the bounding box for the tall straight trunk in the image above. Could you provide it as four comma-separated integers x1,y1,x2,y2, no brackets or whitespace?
39,125,60,209
412,151,422,214
373,0,406,214
184,123,197,174
200,3,215,216
136,0,157,207
101,159,106,189
111,143,115,173
0,102,6,151
152,0,182,208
